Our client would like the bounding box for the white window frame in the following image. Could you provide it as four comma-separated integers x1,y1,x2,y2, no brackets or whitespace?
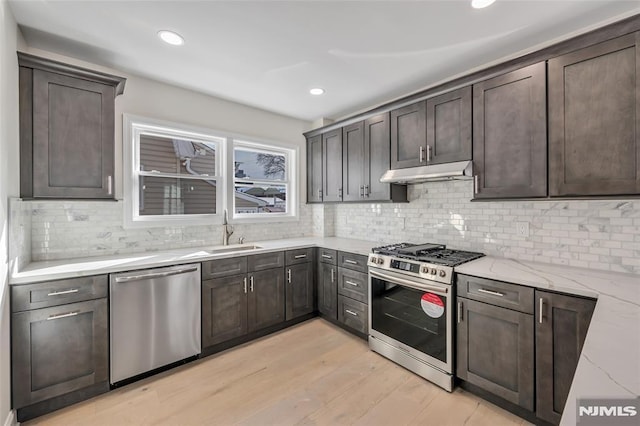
123,114,226,228
229,139,297,223
123,114,299,228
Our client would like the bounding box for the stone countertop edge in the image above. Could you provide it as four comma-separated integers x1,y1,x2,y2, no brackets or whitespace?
456,256,640,426
9,237,377,285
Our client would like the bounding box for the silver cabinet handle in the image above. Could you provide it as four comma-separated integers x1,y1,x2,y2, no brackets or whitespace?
107,175,113,195
47,311,79,321
364,185,369,197
345,309,358,317
457,301,463,323
243,277,248,294
477,288,505,297
250,276,254,292
426,145,431,162
287,269,292,283
474,175,479,194
47,289,79,297
114,266,198,283
345,280,359,287
331,268,335,283
294,254,307,259
338,187,343,198
321,254,332,259
360,186,364,197
345,259,358,265
539,298,544,324
419,146,425,163
317,189,322,199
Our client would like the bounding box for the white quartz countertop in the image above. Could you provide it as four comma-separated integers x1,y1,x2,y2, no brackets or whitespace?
10,237,377,285
456,257,640,426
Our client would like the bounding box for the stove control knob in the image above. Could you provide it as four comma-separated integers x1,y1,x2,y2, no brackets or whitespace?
431,269,437,275
377,257,384,265
421,266,429,274
439,270,447,278
370,257,377,264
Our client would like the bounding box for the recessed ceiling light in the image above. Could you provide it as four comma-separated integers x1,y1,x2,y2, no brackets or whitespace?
471,0,496,9
158,30,184,46
310,88,325,96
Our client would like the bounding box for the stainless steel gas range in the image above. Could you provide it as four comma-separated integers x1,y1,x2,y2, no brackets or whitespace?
367,243,484,392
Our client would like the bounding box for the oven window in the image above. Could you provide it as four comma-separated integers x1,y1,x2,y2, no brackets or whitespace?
371,278,447,363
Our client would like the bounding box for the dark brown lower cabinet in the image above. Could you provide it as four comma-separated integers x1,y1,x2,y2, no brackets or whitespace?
11,298,108,408
317,262,337,319
456,297,534,410
337,295,368,334
286,262,315,320
202,274,248,348
202,267,285,348
536,291,596,425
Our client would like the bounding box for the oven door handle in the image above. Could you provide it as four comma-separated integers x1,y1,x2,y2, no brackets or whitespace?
369,269,449,295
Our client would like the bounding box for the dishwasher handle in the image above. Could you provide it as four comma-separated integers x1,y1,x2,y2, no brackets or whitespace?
114,266,199,283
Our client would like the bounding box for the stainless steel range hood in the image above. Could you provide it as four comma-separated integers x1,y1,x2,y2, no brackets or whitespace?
380,160,473,184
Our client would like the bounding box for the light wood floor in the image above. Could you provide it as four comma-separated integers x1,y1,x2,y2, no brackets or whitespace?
25,319,532,426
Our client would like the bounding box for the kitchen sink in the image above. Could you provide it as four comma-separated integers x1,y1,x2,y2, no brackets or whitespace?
205,244,262,254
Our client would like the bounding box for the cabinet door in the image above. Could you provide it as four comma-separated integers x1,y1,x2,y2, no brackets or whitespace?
322,129,343,202
342,121,365,201
390,101,427,169
364,113,391,200
473,62,547,199
317,262,337,320
426,86,472,165
307,135,323,202
202,275,248,348
248,268,285,332
549,33,640,196
456,298,534,411
536,291,596,425
32,70,115,199
285,263,314,320
12,299,108,408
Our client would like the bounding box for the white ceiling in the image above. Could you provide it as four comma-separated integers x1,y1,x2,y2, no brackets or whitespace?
9,1,640,122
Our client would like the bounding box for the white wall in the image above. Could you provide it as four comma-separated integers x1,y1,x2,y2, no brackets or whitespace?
1,0,23,423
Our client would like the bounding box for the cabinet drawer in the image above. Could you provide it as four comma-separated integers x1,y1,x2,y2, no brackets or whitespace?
318,248,337,265
202,257,247,280
338,268,368,303
457,274,534,314
338,251,368,273
248,251,284,272
12,275,108,313
285,248,314,265
338,296,368,335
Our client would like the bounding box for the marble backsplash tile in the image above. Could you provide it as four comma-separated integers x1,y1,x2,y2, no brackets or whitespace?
333,181,640,275
8,198,31,272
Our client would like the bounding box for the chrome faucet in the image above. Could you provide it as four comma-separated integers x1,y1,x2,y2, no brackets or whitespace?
222,210,234,246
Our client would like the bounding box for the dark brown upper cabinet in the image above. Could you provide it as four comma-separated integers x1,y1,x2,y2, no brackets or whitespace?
307,134,323,203
390,100,427,169
322,128,343,202
472,62,547,199
549,32,640,197
342,121,365,201
364,113,406,202
18,53,126,199
426,86,472,165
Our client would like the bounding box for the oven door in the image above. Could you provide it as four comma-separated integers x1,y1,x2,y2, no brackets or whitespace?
368,267,452,374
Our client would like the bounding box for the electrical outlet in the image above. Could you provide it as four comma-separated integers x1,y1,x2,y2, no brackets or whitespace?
516,221,530,237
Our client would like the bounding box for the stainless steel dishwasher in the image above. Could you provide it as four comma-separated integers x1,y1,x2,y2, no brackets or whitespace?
110,264,201,384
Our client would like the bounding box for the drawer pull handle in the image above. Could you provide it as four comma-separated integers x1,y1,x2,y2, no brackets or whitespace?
539,298,544,324
321,254,333,259
294,254,307,259
47,311,79,321
47,289,79,297
345,259,358,265
345,309,358,317
477,288,505,297
345,280,359,287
